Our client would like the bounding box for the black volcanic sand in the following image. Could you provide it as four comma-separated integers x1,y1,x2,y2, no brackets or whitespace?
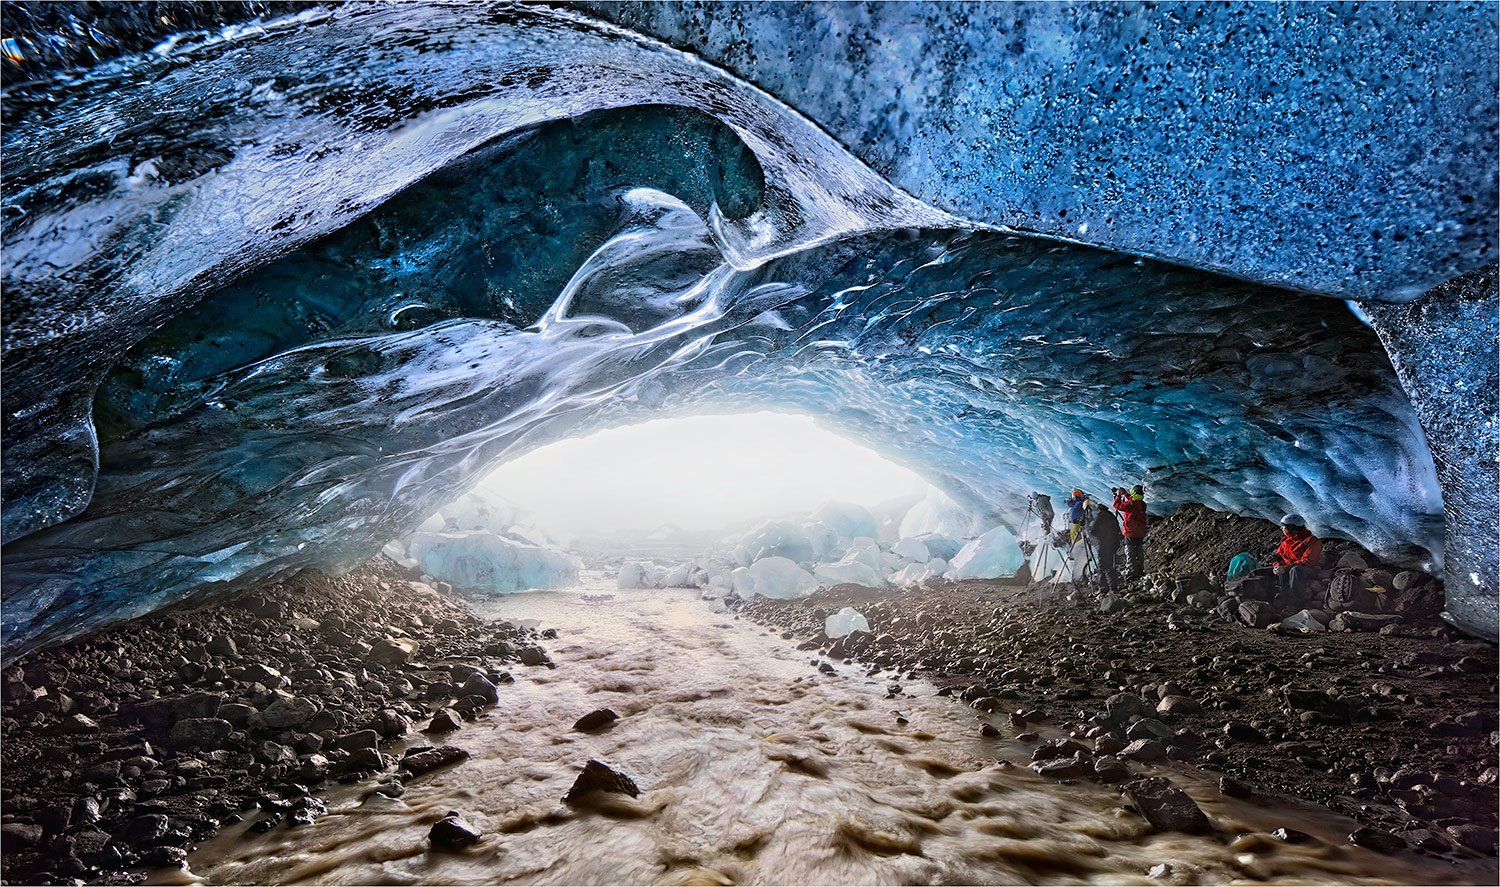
733,574,1498,867
0,558,552,885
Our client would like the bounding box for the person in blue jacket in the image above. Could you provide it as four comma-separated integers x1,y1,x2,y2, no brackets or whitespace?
1065,489,1088,542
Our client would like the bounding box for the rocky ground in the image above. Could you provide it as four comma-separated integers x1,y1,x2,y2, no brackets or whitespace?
735,508,1499,867
0,558,552,885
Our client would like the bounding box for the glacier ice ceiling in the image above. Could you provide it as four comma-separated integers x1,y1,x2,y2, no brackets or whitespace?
1,3,1495,654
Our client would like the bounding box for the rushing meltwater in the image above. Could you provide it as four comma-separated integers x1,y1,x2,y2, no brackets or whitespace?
180,576,1487,886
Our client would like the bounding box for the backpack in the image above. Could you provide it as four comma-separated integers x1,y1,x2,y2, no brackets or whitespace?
1227,552,1260,580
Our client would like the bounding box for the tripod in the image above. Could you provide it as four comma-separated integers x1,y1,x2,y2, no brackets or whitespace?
1021,497,1059,581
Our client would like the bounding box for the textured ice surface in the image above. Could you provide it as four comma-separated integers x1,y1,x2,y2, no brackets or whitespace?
914,534,964,564
731,558,818,601
890,538,931,564
733,522,814,568
408,531,581,595
898,489,977,540
824,607,870,639
813,558,887,591
945,528,1027,582
0,3,1491,649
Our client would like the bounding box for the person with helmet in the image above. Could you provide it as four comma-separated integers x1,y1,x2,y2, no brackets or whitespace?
1064,489,1088,542
1112,484,1149,581
1270,514,1324,599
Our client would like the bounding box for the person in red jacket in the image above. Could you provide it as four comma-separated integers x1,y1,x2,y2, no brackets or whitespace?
1112,484,1148,580
1270,514,1324,599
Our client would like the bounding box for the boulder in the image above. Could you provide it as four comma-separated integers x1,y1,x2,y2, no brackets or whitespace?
573,709,620,733
426,708,463,733
169,718,232,749
1105,693,1151,724
261,695,319,729
1124,777,1212,834
429,812,481,850
402,745,471,777
462,673,500,705
564,759,640,802
367,637,418,668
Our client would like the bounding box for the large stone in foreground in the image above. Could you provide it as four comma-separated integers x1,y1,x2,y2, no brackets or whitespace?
564,759,640,803
1124,777,1212,834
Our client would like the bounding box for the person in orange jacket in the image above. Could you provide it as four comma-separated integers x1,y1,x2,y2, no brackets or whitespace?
1112,484,1148,580
1270,514,1324,598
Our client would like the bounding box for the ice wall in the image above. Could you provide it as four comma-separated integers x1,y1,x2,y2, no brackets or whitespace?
1,3,1493,650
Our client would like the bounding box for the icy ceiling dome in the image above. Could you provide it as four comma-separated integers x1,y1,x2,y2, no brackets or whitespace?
0,3,1490,651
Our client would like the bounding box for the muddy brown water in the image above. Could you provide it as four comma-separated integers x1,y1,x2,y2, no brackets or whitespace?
178,577,1493,885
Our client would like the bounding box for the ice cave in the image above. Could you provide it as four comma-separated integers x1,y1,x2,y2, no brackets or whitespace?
0,3,1496,885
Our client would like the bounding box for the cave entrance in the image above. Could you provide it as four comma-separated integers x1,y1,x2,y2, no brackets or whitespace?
476,410,927,556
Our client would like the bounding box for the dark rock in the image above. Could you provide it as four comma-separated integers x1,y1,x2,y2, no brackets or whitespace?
170,717,233,749
336,729,380,752
518,647,550,667
1031,757,1089,779
460,673,499,705
1223,721,1265,743
1156,695,1200,716
1125,718,1175,742
1,822,43,849
1348,826,1406,853
564,759,641,802
1271,827,1315,844
426,708,463,733
64,713,100,732
402,745,471,777
1446,824,1498,855
375,709,411,737
1105,692,1150,723
429,812,481,850
367,637,417,668
138,845,188,867
1219,776,1254,798
206,635,238,657
261,695,319,729
573,708,620,733
219,702,258,727
1120,739,1167,762
345,747,387,773
1093,756,1132,784
1124,776,1212,834
121,814,169,844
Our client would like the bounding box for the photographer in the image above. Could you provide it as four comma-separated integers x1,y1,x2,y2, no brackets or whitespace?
1112,484,1149,581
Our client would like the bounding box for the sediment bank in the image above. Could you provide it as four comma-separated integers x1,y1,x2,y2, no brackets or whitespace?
734,575,1498,866
0,559,549,885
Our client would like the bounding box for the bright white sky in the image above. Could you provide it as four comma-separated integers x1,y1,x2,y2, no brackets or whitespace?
479,412,928,539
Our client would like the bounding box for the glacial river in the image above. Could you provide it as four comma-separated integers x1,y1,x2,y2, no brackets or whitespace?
181,576,1489,885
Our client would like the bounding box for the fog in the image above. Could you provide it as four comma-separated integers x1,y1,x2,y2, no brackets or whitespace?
479,412,928,540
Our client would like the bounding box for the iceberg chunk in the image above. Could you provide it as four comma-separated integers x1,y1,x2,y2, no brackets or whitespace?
915,532,963,561
888,558,949,588
945,527,1025,581
733,520,814,566
813,557,886,588
824,606,870,638
801,521,841,559
731,557,819,600
810,501,878,543
899,488,974,538
409,530,581,594
891,537,931,563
